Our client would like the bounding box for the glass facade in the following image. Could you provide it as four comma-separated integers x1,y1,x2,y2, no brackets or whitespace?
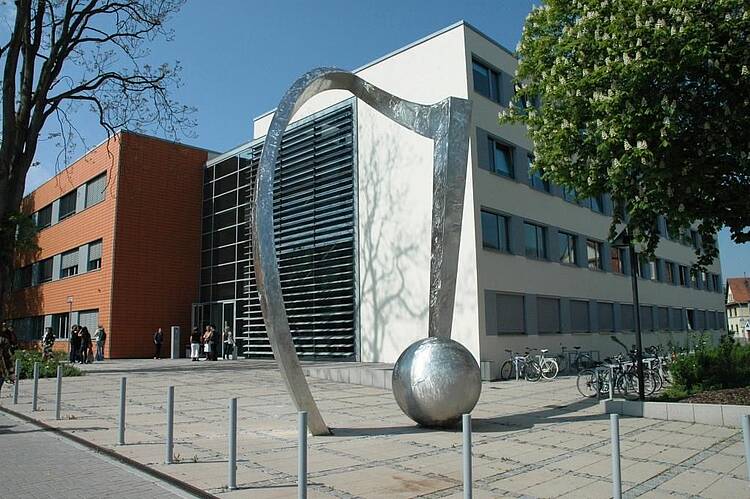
198,102,356,359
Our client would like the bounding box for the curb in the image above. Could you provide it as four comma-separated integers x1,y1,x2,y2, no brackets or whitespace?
0,405,219,499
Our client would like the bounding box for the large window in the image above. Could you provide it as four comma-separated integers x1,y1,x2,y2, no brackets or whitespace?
611,248,624,274
60,249,79,278
489,138,514,178
558,232,577,264
88,240,102,271
58,191,77,220
472,59,502,103
598,302,615,332
587,240,603,270
481,210,508,251
570,300,590,332
640,306,654,331
36,204,52,229
495,293,525,333
85,173,106,207
538,297,560,333
14,265,32,289
38,257,53,283
621,304,635,330
528,155,549,192
524,222,547,259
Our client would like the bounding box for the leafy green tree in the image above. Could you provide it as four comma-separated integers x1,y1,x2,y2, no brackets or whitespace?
502,0,749,267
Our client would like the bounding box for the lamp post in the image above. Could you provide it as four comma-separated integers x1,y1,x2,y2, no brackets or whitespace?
67,295,74,345
612,229,646,401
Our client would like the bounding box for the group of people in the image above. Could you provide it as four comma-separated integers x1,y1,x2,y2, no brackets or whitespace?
189,325,234,361
68,325,107,364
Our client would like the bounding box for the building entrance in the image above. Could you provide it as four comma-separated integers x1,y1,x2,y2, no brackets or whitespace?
192,301,239,358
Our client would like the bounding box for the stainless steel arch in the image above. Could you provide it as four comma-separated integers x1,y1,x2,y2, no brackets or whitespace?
252,68,472,435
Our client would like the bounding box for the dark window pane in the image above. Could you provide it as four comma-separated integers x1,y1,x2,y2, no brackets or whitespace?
538,298,560,333
59,191,77,220
481,211,499,249
214,191,237,213
214,157,238,180
570,300,590,332
496,293,525,333
492,141,514,177
214,172,238,195
598,302,615,331
36,205,52,229
587,240,602,269
559,232,576,264
611,249,623,274
524,223,546,259
621,304,634,330
472,61,491,98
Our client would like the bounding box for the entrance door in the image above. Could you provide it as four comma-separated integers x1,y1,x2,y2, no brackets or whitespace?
191,301,237,358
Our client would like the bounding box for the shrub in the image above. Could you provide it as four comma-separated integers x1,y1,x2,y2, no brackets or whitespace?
669,335,750,395
12,350,83,379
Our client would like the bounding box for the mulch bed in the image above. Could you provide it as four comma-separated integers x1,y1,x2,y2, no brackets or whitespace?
681,386,750,405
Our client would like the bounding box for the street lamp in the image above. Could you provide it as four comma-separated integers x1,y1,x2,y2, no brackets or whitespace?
611,228,646,401
67,295,74,338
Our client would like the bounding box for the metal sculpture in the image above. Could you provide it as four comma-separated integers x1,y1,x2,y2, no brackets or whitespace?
392,337,481,427
252,68,472,435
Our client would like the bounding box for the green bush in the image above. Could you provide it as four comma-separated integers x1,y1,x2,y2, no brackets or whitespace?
12,350,83,379
669,335,750,396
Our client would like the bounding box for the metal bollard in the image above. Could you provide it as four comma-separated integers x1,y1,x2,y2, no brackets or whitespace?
742,414,750,484
228,398,237,490
611,414,622,499
298,411,308,499
55,365,62,420
32,362,39,411
165,386,174,464
463,414,472,499
118,377,126,445
609,366,614,401
514,358,519,381
12,358,20,404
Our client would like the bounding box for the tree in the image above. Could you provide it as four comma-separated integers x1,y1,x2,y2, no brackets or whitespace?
502,0,750,267
0,0,195,304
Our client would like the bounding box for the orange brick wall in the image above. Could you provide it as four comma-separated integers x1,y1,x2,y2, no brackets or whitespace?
108,133,206,358
6,136,121,356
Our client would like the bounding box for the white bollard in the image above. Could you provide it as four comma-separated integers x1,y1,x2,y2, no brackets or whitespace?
742,414,750,485
298,411,307,499
32,362,39,411
55,365,62,420
165,386,174,464
463,414,472,499
609,366,615,401
611,414,622,499
228,398,237,490
118,377,126,445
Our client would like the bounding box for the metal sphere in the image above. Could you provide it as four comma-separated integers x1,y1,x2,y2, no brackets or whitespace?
392,337,481,428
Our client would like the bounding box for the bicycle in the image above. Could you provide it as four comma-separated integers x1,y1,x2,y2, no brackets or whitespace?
560,345,597,373
500,349,542,382
535,348,559,380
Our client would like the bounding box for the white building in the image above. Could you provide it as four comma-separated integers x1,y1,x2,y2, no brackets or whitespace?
197,21,726,376
726,278,750,341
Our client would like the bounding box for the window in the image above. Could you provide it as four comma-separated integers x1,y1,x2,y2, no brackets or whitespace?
611,248,624,274
58,191,77,220
690,230,700,250
38,258,53,283
570,300,590,332
621,304,635,330
481,211,508,251
60,249,78,278
665,262,675,284
649,260,658,281
489,138,514,178
700,271,707,289
587,240,603,270
671,308,685,330
13,265,32,289
679,265,688,285
528,155,549,192
581,196,605,213
85,173,106,207
52,313,70,340
36,205,52,229
538,297,561,333
690,269,698,288
88,240,102,271
563,188,577,203
558,232,577,264
598,302,615,332
472,59,502,103
712,274,720,292
524,222,547,259
496,293,525,333
640,306,653,331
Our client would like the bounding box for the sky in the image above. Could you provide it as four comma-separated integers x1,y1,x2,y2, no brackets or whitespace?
22,0,749,278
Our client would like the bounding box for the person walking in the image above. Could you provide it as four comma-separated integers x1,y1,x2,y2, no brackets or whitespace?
189,327,201,361
79,326,93,364
0,324,18,398
222,326,234,360
93,325,106,361
153,328,164,359
69,325,80,363
41,327,55,361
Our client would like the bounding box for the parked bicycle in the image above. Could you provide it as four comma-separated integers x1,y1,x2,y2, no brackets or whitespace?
500,349,541,382
534,348,559,380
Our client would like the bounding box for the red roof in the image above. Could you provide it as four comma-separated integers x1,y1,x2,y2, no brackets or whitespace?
728,277,750,303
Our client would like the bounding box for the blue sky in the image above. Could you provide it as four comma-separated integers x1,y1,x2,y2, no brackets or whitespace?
24,0,749,278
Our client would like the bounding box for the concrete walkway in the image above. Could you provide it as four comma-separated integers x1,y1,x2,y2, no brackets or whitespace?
1,358,746,498
0,410,190,499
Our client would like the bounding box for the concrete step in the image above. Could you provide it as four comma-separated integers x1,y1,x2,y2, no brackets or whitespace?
303,362,394,390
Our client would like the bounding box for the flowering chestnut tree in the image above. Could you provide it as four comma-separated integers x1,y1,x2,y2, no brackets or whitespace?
502,0,750,267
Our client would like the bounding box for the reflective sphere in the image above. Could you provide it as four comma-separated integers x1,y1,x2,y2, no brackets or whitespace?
392,337,481,428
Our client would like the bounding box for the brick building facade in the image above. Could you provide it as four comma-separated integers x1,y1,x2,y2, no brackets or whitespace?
4,131,211,358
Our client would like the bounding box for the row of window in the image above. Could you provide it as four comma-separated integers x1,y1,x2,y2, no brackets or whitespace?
13,240,102,289
487,291,725,335
480,209,723,293
33,173,107,231
10,309,99,341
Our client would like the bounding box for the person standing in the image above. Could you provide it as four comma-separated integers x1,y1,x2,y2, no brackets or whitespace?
69,325,80,363
202,325,216,361
189,327,201,361
222,326,234,360
93,325,106,361
79,326,92,364
42,327,55,361
153,328,164,359
0,324,18,397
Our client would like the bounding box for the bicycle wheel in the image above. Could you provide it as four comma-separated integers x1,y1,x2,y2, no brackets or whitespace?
644,371,660,396
524,360,542,382
500,360,515,381
540,359,559,380
619,372,641,400
576,369,598,398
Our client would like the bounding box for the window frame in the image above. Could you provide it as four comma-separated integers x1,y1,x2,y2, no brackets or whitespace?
471,57,503,104
524,222,547,260
558,231,577,265
87,239,103,271
611,247,624,274
59,248,79,279
488,137,515,178
586,239,603,270
480,210,509,252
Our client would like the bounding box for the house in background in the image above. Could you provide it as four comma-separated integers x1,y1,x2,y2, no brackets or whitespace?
726,277,750,341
